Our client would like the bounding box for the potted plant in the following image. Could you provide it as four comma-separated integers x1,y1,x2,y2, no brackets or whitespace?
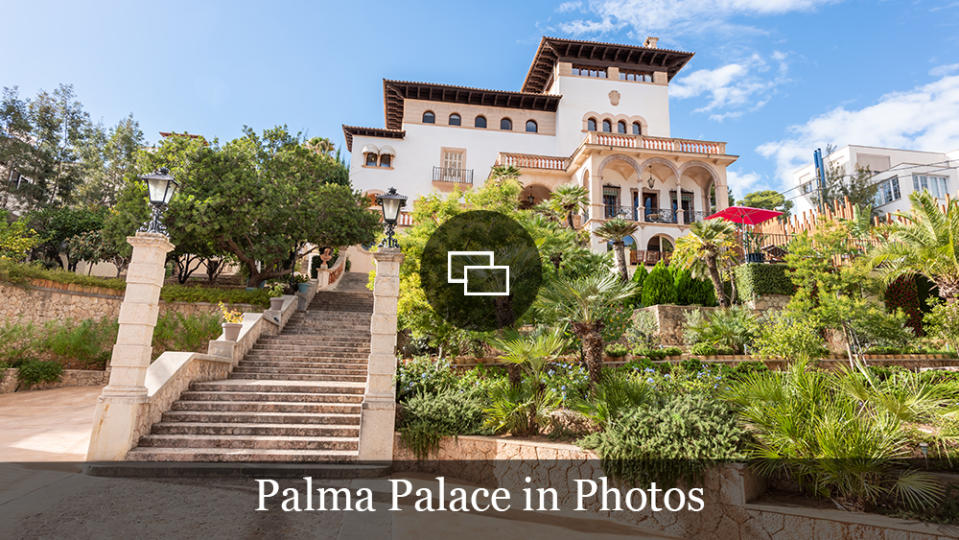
292,274,311,294
267,281,285,311
219,302,243,341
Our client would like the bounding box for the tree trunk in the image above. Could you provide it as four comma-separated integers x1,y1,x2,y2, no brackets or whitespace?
566,211,575,230
575,322,605,385
507,364,522,389
613,240,629,282
705,257,728,307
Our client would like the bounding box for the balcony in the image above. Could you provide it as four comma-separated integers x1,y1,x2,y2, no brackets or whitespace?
432,166,473,184
586,132,726,155
602,206,707,225
497,153,569,170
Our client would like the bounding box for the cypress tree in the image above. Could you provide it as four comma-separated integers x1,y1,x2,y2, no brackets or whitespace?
641,261,678,306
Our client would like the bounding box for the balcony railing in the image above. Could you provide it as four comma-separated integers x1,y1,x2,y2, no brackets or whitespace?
497,153,569,170
432,166,473,184
601,206,706,225
587,132,726,155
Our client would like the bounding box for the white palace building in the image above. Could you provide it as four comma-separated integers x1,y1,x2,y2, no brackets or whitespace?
343,36,737,267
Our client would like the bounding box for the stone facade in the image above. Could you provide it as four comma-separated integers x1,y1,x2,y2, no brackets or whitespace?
636,304,720,346
394,435,959,540
0,280,256,326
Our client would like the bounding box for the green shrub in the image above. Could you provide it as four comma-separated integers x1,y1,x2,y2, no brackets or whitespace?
153,312,222,357
605,343,629,357
580,392,747,485
542,361,590,405
640,261,677,307
395,357,457,402
160,284,269,307
17,360,63,388
628,264,648,307
0,259,125,290
734,263,794,302
0,320,39,367
43,318,117,367
632,347,681,361
683,307,758,354
483,378,561,436
924,299,959,353
673,268,695,305
398,387,489,459
572,371,653,426
624,310,658,351
690,342,717,356
754,311,827,360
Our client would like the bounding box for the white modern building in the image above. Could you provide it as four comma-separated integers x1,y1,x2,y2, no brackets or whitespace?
343,36,737,268
790,145,959,216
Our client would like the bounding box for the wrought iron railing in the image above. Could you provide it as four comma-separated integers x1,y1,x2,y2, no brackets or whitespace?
599,206,705,225
432,166,473,184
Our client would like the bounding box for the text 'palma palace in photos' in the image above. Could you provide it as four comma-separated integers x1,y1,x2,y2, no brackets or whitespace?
343,36,737,267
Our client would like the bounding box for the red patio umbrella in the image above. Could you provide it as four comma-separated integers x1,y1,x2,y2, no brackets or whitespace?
706,206,784,261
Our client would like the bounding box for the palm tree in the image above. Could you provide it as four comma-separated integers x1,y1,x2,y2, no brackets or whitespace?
538,272,638,385
670,219,738,307
549,184,589,229
594,218,639,282
872,191,959,303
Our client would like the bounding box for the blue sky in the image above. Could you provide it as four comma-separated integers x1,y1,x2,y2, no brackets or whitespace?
5,0,959,200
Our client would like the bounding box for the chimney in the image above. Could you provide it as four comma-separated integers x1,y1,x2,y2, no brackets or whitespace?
643,36,659,48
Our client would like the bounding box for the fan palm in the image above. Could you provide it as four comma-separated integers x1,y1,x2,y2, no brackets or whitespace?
549,183,589,229
537,272,638,385
871,190,959,302
670,220,738,307
593,218,639,282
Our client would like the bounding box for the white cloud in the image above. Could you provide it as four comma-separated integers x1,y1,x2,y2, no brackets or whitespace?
556,0,838,38
757,74,959,186
930,63,959,77
670,52,788,121
557,1,584,13
726,170,765,198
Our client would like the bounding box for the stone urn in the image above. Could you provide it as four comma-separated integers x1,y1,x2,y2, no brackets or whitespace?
319,247,333,269
222,322,242,342
269,297,285,312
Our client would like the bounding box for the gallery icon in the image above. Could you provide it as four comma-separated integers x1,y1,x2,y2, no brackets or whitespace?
446,251,510,296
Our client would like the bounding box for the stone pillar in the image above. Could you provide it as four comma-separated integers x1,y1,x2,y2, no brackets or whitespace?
357,247,403,461
87,232,173,461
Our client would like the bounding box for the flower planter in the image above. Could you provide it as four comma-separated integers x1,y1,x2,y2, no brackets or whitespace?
222,322,242,342
269,297,285,311
297,282,311,294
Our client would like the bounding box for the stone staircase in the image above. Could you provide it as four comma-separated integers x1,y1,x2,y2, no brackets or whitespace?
125,273,374,463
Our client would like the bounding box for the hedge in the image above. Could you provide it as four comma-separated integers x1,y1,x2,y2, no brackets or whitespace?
0,260,269,307
734,263,794,301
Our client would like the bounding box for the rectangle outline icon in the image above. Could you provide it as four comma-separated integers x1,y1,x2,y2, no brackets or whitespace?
447,251,494,283
462,265,510,296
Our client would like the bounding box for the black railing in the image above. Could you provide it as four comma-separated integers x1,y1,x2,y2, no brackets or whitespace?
601,206,706,225
432,166,473,184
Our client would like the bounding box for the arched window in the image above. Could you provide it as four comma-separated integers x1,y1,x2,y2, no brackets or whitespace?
632,122,642,135
525,120,538,133
365,153,378,167
379,154,392,167
601,119,612,132
422,111,435,124
449,113,461,126
474,115,487,128
617,121,627,134
500,118,512,130
587,117,597,131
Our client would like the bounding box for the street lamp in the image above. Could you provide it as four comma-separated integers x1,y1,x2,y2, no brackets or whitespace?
376,187,407,248
140,168,179,234
645,165,655,189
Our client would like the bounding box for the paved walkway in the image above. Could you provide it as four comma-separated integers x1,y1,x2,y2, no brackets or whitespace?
0,386,102,461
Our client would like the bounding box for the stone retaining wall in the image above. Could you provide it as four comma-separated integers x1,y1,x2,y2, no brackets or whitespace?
393,435,959,539
0,368,108,393
0,280,256,325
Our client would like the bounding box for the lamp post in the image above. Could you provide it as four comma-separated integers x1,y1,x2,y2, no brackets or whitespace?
376,187,407,249
140,168,179,234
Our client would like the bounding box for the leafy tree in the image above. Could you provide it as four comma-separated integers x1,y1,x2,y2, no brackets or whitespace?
26,206,105,270
0,84,91,209
537,272,637,385
742,189,792,218
0,211,40,261
872,190,959,303
75,115,144,206
548,183,589,229
640,261,677,306
670,219,738,307
593,218,638,282
673,267,696,305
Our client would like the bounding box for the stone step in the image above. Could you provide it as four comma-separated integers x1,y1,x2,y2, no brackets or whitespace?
258,337,371,345
90,462,387,478
137,434,359,451
237,360,368,369
228,373,367,382
232,365,367,375
252,344,371,353
162,410,361,424
171,400,362,414
177,391,363,404
151,422,360,437
125,447,359,463
242,354,369,362
191,380,365,394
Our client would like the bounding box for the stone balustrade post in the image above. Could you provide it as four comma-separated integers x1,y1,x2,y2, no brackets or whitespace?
87,232,173,461
357,247,403,461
